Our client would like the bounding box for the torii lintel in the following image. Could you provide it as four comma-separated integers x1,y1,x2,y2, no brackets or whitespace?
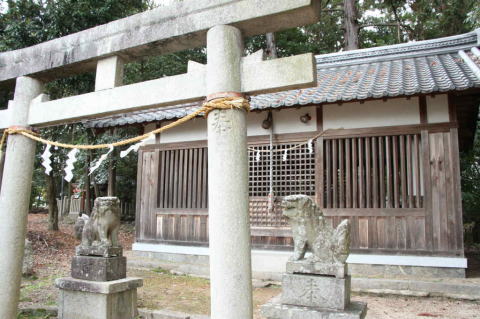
0,0,321,86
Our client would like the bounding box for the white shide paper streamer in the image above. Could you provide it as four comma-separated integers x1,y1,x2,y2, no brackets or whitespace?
120,135,155,158
308,139,313,154
255,150,261,162
89,145,114,175
41,145,53,175
64,148,79,182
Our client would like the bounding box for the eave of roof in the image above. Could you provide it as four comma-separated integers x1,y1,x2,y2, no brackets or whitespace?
85,29,480,129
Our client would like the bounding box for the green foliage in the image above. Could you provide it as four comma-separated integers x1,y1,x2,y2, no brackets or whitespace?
0,0,153,213
124,48,207,84
378,0,476,41
0,0,148,51
460,128,480,246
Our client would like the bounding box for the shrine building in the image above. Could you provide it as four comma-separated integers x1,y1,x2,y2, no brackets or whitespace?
87,29,480,278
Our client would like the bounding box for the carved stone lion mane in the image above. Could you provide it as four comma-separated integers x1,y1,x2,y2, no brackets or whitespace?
282,195,350,264
81,197,120,248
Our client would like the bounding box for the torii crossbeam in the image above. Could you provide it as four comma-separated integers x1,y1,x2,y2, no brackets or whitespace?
0,1,321,318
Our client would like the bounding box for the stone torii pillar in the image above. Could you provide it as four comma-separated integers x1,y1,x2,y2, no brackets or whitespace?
0,77,43,319
206,25,252,318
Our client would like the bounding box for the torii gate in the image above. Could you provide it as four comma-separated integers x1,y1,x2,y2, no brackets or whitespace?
0,0,321,318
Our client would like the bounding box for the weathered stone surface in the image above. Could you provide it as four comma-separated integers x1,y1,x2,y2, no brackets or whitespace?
22,239,34,276
286,260,347,279
74,215,89,240
261,296,367,319
0,0,320,85
26,52,316,128
57,277,141,319
55,277,143,294
77,197,121,256
207,25,252,319
282,195,350,266
71,256,126,281
0,77,43,319
281,274,350,310
76,246,123,258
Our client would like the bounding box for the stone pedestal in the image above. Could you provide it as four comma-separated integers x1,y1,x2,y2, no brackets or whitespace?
262,296,367,319
261,262,366,319
286,260,347,278
58,197,142,319
71,255,126,281
56,277,142,319
281,273,350,310
76,245,123,257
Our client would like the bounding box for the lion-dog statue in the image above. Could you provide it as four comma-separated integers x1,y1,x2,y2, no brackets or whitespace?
282,195,350,264
80,197,120,248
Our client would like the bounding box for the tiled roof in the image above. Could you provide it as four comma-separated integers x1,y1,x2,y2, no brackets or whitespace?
85,29,480,128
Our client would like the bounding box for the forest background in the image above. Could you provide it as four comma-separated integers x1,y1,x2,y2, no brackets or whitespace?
0,0,479,245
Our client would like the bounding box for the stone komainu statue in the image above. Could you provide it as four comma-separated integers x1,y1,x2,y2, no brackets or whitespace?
282,195,350,264
80,197,120,248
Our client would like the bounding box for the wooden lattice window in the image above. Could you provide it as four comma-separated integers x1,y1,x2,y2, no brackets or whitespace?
248,142,316,197
322,134,424,209
157,147,208,209
249,198,289,227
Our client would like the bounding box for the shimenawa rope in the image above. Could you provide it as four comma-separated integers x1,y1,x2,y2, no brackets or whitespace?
0,97,250,151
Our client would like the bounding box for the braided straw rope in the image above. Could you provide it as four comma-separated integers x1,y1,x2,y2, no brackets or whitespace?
0,97,250,151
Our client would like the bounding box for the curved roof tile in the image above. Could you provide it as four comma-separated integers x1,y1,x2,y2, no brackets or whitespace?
85,30,480,128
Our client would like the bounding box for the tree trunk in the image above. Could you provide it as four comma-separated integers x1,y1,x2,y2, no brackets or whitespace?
343,0,360,50
46,173,59,231
107,148,117,196
93,180,100,198
265,32,278,59
84,160,91,215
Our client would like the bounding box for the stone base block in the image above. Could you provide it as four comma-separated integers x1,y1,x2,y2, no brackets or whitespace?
71,255,126,281
286,260,347,278
261,296,367,319
56,277,143,319
76,245,123,257
281,274,350,310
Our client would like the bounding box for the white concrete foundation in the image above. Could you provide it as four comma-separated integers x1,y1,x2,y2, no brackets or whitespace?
132,243,467,279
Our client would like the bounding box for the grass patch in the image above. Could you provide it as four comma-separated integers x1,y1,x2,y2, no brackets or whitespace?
17,309,54,319
151,267,170,274
20,275,60,306
130,268,280,317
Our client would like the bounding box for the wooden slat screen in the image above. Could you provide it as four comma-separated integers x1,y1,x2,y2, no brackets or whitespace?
322,134,424,209
157,147,208,209
248,142,315,197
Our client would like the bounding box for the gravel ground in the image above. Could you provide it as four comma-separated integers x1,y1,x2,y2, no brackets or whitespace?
355,294,480,319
